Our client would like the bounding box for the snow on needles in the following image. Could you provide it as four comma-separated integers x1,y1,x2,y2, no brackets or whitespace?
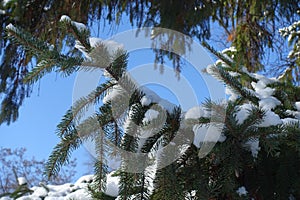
60,15,87,32
205,48,300,158
0,173,119,200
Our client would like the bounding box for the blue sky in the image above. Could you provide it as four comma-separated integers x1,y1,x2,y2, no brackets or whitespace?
0,18,223,181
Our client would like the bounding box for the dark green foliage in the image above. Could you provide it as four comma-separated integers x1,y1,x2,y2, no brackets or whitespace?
4,4,300,199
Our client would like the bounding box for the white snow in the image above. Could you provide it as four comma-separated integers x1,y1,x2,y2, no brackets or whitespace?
30,186,48,198
102,85,123,104
18,177,27,185
192,124,226,148
105,172,119,197
185,106,209,119
139,86,177,113
282,118,300,125
259,97,281,110
259,110,282,127
225,86,239,101
236,186,248,196
244,139,260,158
5,23,16,32
235,103,253,124
0,173,120,200
72,21,87,32
59,15,71,22
88,37,124,56
75,37,124,62
143,109,159,123
59,15,87,32
206,64,216,75
140,96,152,106
295,102,300,111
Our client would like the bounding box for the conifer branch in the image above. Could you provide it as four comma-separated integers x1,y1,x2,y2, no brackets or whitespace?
210,65,259,104
6,25,52,55
44,129,81,179
60,16,91,52
202,41,257,82
56,82,115,138
6,24,83,84
94,129,108,192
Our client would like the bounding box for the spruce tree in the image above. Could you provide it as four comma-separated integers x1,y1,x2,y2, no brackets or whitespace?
4,6,300,200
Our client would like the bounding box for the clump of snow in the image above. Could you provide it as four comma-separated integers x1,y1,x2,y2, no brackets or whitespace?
185,106,210,119
229,71,240,77
105,172,119,197
30,186,48,198
139,86,177,113
259,110,282,127
225,86,239,101
102,85,123,104
236,186,248,196
60,15,87,32
72,22,87,32
88,37,124,56
244,138,260,158
259,97,281,110
18,177,27,185
206,64,216,75
235,103,253,124
143,109,159,123
193,124,226,148
74,174,94,186
141,96,152,106
282,118,300,125
76,37,124,62
5,23,16,32
59,15,71,22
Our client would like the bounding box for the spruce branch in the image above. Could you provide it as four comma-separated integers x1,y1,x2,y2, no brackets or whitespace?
44,129,81,179
202,41,257,82
6,24,52,55
23,60,57,84
60,16,91,52
6,24,83,84
56,82,115,138
94,129,109,193
210,65,259,104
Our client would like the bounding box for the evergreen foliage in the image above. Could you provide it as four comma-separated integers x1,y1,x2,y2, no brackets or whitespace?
4,4,300,200
1,0,300,125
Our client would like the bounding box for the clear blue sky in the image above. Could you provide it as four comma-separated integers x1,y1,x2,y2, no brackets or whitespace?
0,18,222,182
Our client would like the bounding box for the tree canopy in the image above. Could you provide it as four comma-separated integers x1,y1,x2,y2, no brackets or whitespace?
2,1,300,199
1,0,300,125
